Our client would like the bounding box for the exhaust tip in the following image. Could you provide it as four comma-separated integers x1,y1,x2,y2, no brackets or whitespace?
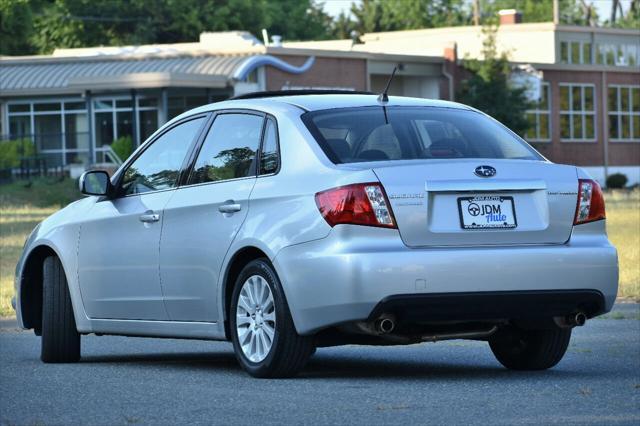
574,312,587,327
375,317,395,334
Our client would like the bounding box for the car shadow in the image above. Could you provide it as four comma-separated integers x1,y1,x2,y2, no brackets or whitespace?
78,350,596,381
80,351,239,370
303,354,586,380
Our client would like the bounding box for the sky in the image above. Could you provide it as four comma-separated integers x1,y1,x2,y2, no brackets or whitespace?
319,0,634,22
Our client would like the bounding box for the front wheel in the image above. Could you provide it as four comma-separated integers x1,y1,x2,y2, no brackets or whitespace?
230,259,314,378
41,256,81,363
489,325,571,371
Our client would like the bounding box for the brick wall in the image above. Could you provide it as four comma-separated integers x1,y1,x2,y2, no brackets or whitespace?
265,55,367,92
531,69,639,167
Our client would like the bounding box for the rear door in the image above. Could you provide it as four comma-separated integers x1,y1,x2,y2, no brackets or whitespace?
159,112,266,322
374,159,578,247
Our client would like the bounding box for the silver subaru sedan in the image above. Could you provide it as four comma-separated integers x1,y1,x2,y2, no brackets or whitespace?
14,92,618,378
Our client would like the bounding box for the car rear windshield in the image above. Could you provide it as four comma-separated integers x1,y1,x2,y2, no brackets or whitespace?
301,106,543,164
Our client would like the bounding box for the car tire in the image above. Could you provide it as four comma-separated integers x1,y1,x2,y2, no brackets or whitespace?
489,325,571,371
41,256,81,363
230,258,315,378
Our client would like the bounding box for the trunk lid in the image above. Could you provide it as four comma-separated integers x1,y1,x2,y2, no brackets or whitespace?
372,159,578,247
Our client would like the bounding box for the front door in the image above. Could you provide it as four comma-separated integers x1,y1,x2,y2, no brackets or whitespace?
78,115,207,320
160,112,266,322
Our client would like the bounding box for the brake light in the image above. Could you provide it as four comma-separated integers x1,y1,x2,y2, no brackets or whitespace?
574,179,606,225
315,183,396,228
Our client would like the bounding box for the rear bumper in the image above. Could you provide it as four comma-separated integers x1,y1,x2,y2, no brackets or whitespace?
368,290,605,323
273,221,618,335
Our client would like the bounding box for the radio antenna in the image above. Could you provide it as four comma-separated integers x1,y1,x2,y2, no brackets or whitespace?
377,66,398,103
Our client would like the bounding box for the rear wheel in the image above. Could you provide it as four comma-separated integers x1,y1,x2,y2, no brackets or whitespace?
489,325,571,370
230,259,314,378
41,256,81,363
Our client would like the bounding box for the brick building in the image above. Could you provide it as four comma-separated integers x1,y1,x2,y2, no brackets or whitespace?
286,15,640,185
1,17,638,184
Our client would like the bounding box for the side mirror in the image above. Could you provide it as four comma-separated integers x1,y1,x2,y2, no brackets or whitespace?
79,170,111,196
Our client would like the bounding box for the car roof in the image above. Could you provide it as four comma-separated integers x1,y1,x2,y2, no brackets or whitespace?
273,94,470,112
207,93,472,113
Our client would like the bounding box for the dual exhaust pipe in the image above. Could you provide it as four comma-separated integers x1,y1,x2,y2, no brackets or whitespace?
373,311,587,335
569,312,587,327
374,314,395,334
555,311,587,328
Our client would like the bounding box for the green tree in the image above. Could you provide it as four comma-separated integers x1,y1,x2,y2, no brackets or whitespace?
265,0,333,41
481,0,595,25
350,0,385,33
0,0,39,55
331,11,354,39
350,0,470,33
7,0,332,55
457,24,532,135
605,0,640,28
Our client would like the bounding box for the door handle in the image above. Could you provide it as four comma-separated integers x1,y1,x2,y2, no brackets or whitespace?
139,212,160,223
218,203,242,214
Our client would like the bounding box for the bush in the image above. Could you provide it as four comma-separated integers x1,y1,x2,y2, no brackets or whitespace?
111,136,133,163
0,139,35,169
606,173,628,189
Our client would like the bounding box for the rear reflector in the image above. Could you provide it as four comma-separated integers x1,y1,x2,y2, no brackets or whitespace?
574,179,606,225
315,183,396,228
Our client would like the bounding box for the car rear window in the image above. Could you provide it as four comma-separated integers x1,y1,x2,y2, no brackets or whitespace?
301,106,542,163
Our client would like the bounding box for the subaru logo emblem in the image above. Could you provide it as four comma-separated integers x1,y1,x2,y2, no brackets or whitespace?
474,165,496,178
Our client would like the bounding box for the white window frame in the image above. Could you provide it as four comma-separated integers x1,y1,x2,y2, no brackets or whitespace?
596,43,639,67
559,83,597,143
608,84,640,142
525,82,551,142
92,95,160,156
560,40,592,65
6,98,89,166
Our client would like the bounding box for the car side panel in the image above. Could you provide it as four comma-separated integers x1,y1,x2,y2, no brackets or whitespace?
15,197,96,332
217,111,378,321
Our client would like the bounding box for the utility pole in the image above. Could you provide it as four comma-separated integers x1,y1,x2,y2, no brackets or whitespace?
473,0,480,26
553,0,560,24
611,0,620,24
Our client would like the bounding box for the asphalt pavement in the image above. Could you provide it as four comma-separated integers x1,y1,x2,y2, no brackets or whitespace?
1,304,639,426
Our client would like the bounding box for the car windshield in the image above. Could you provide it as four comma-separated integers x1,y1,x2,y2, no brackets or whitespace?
301,106,543,164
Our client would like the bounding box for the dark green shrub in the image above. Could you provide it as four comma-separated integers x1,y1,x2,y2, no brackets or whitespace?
111,136,133,163
0,139,36,169
606,173,628,189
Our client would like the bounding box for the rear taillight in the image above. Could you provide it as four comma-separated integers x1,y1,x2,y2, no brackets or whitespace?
315,183,396,228
574,179,606,225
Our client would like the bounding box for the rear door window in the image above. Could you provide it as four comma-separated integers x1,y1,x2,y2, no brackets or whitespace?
260,118,279,175
189,113,264,184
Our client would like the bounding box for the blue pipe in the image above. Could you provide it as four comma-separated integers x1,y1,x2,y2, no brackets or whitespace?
233,55,315,81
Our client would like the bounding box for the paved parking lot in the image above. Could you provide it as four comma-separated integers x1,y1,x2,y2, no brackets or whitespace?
1,304,639,426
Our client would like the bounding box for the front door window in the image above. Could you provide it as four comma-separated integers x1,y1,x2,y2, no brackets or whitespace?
119,116,206,196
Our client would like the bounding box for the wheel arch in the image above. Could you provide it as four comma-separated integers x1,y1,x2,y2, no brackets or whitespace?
221,246,272,339
19,244,60,332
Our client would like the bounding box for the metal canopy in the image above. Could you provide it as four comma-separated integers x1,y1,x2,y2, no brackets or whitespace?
0,55,251,96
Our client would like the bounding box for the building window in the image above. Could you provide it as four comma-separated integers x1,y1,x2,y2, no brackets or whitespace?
7,99,89,167
560,41,592,64
92,96,159,159
608,85,640,141
559,84,596,141
596,43,638,67
525,82,551,142
168,95,209,119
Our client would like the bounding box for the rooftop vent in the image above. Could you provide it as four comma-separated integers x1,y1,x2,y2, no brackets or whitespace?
498,9,523,25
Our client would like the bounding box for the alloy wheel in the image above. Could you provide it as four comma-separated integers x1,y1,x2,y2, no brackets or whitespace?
235,275,276,363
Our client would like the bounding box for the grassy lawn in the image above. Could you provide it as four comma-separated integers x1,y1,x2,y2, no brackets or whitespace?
603,190,640,300
0,180,638,317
